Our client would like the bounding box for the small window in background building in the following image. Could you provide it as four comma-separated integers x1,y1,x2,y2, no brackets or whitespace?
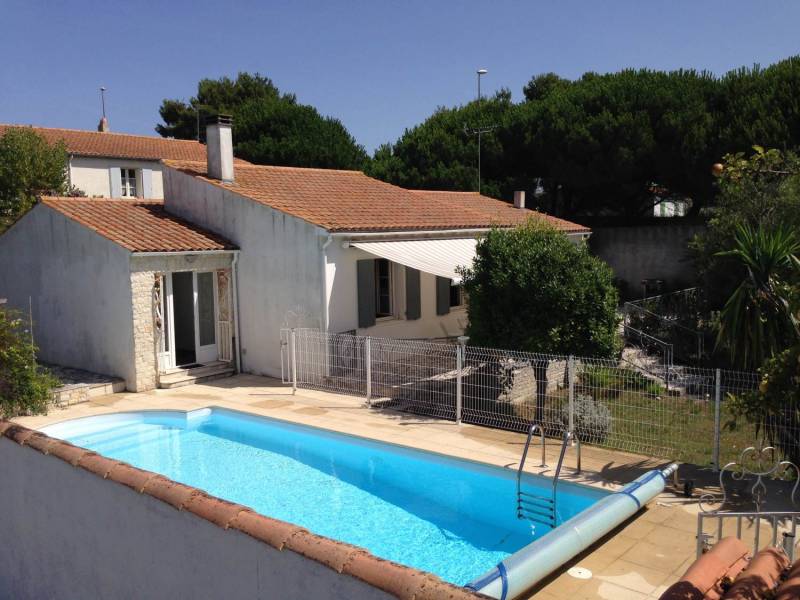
449,283,465,308
121,168,138,197
375,259,393,317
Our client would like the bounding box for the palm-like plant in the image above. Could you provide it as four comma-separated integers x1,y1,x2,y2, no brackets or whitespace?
715,224,800,370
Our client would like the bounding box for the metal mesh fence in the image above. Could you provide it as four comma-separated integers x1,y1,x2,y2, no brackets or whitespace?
282,329,783,467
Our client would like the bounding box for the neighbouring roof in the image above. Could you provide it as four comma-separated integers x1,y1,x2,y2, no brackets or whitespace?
163,160,590,234
660,536,797,600
0,124,250,163
40,197,237,253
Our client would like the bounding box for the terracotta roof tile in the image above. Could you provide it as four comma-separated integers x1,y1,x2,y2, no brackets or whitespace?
0,124,250,163
40,197,237,253
163,160,590,234
660,537,797,600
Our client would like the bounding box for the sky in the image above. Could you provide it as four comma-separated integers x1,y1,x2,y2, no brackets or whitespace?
1,0,799,153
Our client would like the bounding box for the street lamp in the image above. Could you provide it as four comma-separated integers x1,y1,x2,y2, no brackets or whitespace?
464,69,496,194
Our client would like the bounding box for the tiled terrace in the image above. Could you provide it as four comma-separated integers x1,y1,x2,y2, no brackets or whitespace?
12,374,765,600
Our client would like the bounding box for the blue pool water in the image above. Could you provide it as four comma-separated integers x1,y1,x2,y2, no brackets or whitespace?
43,408,608,585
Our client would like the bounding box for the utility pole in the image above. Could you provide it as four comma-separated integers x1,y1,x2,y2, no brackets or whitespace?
464,69,497,194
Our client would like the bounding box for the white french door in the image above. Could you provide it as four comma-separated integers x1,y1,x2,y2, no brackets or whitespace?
158,271,218,371
158,274,176,371
194,271,218,364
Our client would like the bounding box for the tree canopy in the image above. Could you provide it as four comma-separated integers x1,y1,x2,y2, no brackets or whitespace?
0,127,72,232
157,72,368,169
369,57,800,219
692,146,800,307
461,220,619,357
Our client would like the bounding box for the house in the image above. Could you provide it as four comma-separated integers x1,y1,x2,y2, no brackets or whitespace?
0,196,238,390
0,123,249,199
0,116,589,391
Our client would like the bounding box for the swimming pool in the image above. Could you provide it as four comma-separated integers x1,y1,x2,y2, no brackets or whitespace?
42,408,608,585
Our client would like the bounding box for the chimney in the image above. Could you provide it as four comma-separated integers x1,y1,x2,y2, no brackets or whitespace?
97,117,109,132
513,190,526,209
206,114,234,183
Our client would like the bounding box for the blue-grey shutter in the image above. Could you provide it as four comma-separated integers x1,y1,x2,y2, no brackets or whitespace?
357,259,376,329
436,276,451,316
109,168,122,197
141,168,153,198
405,268,421,320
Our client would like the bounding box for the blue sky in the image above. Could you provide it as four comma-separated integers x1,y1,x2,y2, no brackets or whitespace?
1,0,799,153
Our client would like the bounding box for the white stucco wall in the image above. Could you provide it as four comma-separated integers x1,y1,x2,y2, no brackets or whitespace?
326,242,468,338
163,169,324,377
0,438,396,600
0,204,135,383
69,156,165,198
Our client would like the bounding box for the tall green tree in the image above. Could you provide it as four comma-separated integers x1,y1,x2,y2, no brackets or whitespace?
365,90,515,199
369,57,800,218
157,72,368,169
692,146,800,308
0,127,70,232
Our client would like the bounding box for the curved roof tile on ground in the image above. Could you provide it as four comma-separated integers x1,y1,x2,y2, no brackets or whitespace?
163,159,590,234
40,197,237,253
0,124,250,163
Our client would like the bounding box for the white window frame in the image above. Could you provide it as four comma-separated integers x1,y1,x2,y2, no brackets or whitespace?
449,283,466,309
120,168,138,198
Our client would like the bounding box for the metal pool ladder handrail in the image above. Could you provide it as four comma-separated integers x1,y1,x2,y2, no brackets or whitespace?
517,427,581,526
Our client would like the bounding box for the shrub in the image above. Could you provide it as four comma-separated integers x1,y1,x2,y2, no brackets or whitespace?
560,393,612,444
460,220,620,423
0,309,57,418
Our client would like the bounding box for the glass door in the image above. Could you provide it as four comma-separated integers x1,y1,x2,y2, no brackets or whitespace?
157,274,176,371
194,271,218,364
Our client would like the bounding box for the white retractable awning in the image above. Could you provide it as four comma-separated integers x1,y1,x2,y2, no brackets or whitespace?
350,238,477,283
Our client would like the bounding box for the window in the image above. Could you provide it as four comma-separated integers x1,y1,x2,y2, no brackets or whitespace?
449,283,465,308
121,168,137,197
374,259,393,317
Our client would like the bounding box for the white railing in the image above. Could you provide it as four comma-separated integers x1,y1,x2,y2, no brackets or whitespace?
697,512,800,560
280,328,770,467
217,321,232,362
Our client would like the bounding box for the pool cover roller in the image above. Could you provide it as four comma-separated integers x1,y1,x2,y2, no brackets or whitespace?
467,463,679,600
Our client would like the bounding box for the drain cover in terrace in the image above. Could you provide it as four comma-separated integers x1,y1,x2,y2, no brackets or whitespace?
567,567,593,579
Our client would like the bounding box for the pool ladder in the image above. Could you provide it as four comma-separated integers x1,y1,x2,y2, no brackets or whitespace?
516,426,581,528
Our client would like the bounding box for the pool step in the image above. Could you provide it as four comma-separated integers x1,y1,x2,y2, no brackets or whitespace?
159,362,235,389
517,491,556,527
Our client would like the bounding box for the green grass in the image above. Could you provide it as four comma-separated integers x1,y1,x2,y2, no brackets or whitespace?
511,373,762,467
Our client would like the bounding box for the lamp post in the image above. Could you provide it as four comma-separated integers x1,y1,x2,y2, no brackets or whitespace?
464,69,496,194
477,69,487,193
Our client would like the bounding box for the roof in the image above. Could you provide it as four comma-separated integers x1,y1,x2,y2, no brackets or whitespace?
163,160,590,234
0,124,250,163
408,190,591,233
659,536,796,600
40,197,237,253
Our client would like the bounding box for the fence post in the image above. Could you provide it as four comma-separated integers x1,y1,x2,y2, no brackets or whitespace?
568,355,575,434
365,336,372,406
290,328,297,395
712,368,721,472
456,336,469,425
